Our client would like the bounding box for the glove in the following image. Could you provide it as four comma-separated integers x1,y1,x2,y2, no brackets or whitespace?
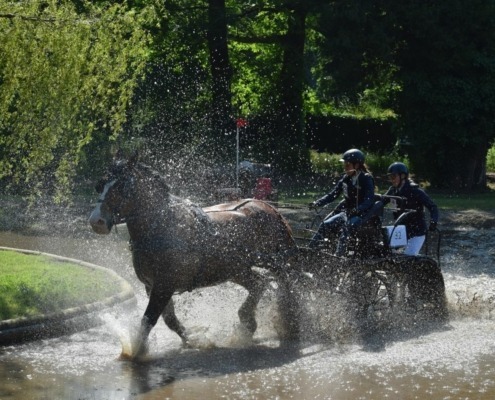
429,221,438,231
347,208,359,218
308,202,317,210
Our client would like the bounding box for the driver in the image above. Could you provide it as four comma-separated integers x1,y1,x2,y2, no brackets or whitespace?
381,162,439,256
308,148,375,255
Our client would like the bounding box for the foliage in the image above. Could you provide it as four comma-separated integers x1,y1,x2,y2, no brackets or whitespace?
0,0,494,201
309,150,342,174
365,152,406,176
310,149,403,177
313,1,399,116
122,0,223,170
389,0,495,189
0,0,154,202
0,250,120,320
488,146,495,173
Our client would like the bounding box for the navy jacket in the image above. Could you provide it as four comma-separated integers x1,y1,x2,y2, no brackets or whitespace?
383,180,439,238
315,172,375,216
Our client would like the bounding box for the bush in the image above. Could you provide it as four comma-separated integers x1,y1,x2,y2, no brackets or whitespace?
309,149,404,176
487,145,495,173
309,150,342,174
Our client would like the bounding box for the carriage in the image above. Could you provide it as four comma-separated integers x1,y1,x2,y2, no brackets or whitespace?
89,153,447,359
287,198,448,329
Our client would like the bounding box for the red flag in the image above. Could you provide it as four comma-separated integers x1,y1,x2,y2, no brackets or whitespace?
236,118,248,128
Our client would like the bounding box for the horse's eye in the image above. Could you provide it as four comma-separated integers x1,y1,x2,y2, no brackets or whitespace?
95,179,105,193
115,178,132,194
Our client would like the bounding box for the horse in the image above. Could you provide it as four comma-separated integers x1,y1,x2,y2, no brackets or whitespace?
89,152,300,359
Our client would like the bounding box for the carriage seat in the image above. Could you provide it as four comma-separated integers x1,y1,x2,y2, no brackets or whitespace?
360,197,385,227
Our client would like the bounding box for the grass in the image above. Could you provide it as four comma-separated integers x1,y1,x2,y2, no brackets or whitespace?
279,188,495,211
426,190,495,210
0,250,121,320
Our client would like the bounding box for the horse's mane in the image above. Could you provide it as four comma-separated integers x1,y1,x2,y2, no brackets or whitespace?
135,162,171,197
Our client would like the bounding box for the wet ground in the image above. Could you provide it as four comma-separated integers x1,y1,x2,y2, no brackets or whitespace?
0,203,494,399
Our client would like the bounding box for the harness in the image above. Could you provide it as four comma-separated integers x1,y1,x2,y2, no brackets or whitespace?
126,202,217,292
203,199,253,213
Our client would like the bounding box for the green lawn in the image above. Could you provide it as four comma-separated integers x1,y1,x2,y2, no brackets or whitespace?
427,191,495,210
0,250,121,320
280,189,495,211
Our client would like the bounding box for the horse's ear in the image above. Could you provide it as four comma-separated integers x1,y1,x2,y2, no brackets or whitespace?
128,150,139,168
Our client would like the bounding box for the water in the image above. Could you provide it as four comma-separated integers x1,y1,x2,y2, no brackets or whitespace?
0,222,494,399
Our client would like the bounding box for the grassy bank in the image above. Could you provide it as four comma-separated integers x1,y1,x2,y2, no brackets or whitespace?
426,191,495,210
0,250,121,320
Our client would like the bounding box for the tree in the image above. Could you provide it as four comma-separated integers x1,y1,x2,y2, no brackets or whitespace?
315,0,495,189
390,1,495,189
272,2,310,178
207,0,233,145
0,0,153,201
228,1,324,177
314,0,398,114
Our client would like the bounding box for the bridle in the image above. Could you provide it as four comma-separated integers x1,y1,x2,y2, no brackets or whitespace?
96,171,137,226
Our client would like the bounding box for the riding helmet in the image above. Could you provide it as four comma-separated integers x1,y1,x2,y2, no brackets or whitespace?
340,148,365,164
387,162,409,177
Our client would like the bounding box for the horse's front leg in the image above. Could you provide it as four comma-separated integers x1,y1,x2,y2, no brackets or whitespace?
126,283,174,360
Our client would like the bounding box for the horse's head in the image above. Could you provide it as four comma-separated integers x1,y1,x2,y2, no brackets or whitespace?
89,152,139,234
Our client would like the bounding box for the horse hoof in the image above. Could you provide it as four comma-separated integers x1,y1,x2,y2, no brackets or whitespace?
118,351,135,361
118,347,150,362
118,336,149,361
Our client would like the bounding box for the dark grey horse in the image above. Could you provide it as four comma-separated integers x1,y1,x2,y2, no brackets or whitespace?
89,153,300,359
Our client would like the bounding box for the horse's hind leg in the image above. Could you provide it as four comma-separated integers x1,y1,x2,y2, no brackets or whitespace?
232,270,268,337
275,271,300,342
162,298,189,346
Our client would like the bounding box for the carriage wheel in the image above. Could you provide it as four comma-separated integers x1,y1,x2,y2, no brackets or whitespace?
403,256,448,322
357,270,390,319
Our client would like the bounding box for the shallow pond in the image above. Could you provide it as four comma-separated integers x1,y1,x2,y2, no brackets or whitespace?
0,222,494,400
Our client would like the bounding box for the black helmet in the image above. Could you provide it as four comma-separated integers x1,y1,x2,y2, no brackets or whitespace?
340,148,365,164
387,162,409,176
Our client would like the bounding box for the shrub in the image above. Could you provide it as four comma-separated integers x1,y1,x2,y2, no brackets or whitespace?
487,145,495,173
309,150,404,176
309,150,342,174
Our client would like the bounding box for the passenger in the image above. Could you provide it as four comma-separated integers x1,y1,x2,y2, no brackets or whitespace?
381,162,439,256
308,148,375,255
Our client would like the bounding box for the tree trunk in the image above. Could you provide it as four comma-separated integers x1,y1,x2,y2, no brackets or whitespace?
273,5,310,180
464,142,489,189
207,0,233,160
